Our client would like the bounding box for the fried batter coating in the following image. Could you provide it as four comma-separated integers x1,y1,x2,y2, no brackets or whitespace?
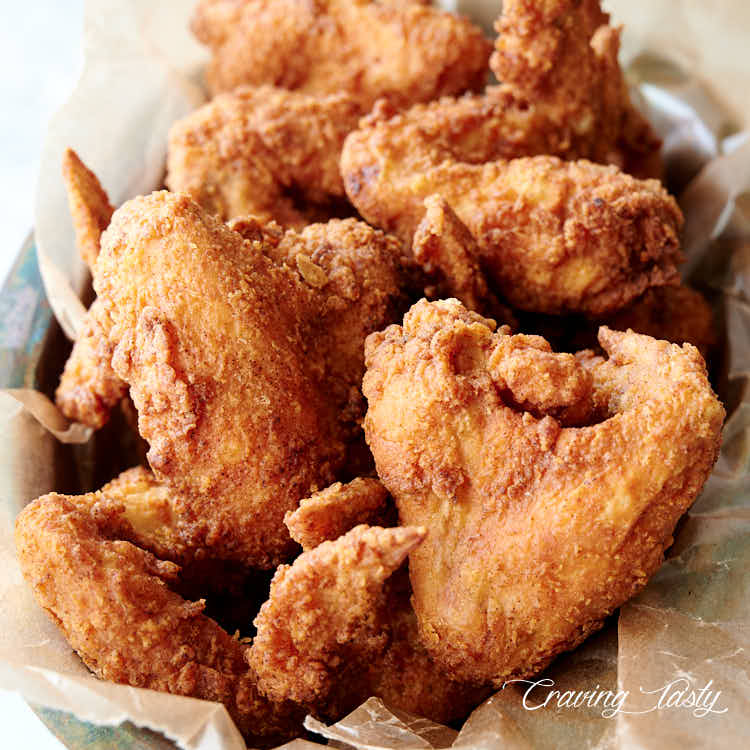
191,0,491,110
62,148,115,270
93,192,406,568
413,195,516,326
55,299,127,429
341,143,683,314
249,524,487,723
95,466,190,563
15,492,303,746
337,0,660,184
248,525,425,706
166,86,362,226
363,299,724,686
284,478,391,551
490,0,661,177
599,284,717,360
57,152,128,429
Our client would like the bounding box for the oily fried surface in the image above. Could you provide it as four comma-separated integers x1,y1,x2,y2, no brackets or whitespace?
55,298,127,429
599,284,717,359
15,492,302,746
337,0,660,184
166,86,362,226
490,0,661,177
341,143,683,314
191,0,490,110
413,195,516,327
284,478,391,551
248,525,424,707
363,299,724,686
249,524,486,723
62,148,115,270
93,192,406,569
271,220,410,433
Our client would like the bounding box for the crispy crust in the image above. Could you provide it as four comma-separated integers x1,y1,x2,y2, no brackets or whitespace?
62,148,115,270
191,0,491,110
341,143,683,315
15,491,303,746
92,192,406,568
413,195,517,327
55,299,127,429
166,86,362,226
284,478,391,551
363,299,724,685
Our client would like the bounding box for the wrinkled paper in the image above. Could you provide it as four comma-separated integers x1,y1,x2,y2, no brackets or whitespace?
1,0,749,748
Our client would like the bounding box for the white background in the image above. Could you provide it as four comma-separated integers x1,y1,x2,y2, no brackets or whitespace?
0,1,84,288
0,2,84,746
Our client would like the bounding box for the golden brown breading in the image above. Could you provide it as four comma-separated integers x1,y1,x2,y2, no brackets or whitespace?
191,0,491,110
284,477,391,551
341,143,683,315
413,195,516,326
55,298,127,429
62,148,115,270
96,466,190,562
363,299,724,686
490,0,661,177
93,192,407,569
248,524,487,723
248,525,425,707
15,492,303,747
166,86,362,226
336,0,660,184
599,284,717,360
57,152,127,429
359,570,491,723
270,220,410,433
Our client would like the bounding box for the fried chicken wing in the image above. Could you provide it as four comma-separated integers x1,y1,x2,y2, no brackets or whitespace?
56,152,130,429
413,195,516,326
363,299,724,686
55,298,128,429
15,491,303,747
598,284,717,360
249,524,488,723
62,148,115,270
284,478,392,552
248,525,424,707
191,0,491,110
336,0,660,186
93,192,406,568
166,86,362,226
490,0,661,177
341,144,683,314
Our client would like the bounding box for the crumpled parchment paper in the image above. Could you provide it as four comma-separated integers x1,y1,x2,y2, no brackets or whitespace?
1,1,749,748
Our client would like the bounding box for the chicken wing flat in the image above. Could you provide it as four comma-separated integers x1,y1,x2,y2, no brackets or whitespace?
341,142,683,315
15,490,303,747
93,192,406,568
55,298,128,429
363,299,724,686
166,86,362,227
191,0,491,110
337,0,660,185
249,524,488,723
